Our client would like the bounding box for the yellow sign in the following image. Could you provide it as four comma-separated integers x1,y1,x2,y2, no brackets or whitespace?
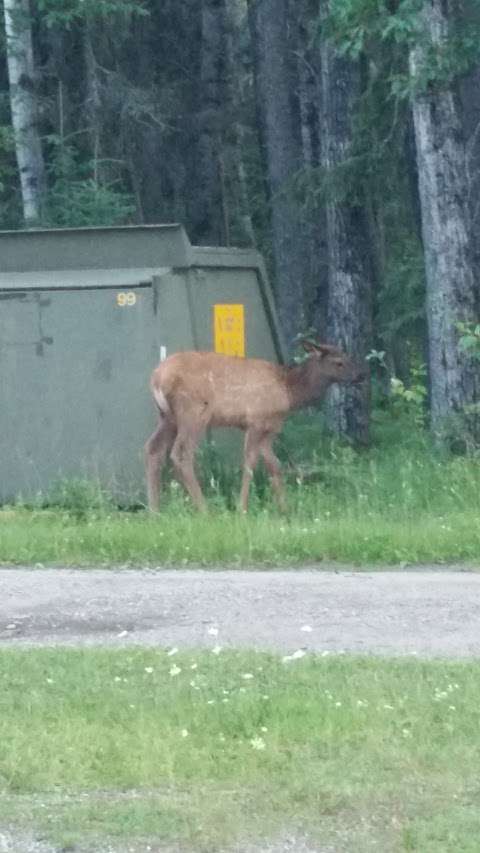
116,291,137,307
214,304,245,357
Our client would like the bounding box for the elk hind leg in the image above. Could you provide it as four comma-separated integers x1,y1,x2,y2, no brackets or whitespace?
170,427,207,512
144,419,176,511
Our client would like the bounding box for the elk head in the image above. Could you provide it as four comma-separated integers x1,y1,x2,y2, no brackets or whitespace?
301,340,366,386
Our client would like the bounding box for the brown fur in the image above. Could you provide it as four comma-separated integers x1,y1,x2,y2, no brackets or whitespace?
144,341,365,512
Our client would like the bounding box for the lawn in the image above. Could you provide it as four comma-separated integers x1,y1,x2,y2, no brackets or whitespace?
1,649,480,851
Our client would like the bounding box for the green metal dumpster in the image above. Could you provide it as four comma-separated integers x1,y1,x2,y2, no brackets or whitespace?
0,224,284,502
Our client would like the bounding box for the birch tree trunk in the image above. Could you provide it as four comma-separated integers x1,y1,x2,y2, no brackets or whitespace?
410,0,478,438
248,0,309,352
3,0,45,223
321,39,372,444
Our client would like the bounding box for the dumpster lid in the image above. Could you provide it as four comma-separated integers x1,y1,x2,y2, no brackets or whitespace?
0,267,171,291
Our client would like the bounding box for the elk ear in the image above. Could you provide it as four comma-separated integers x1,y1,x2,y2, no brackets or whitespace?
301,340,333,357
301,339,322,355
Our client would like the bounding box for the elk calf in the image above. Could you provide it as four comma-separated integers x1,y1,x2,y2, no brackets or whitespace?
145,341,365,512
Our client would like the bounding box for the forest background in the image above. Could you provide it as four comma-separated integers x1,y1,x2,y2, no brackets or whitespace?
1,0,480,451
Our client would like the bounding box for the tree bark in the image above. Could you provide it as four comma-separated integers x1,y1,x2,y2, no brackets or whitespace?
410,0,478,437
461,65,480,315
321,38,372,444
83,21,102,183
189,0,229,245
293,0,328,337
225,0,256,246
3,0,46,224
248,0,309,352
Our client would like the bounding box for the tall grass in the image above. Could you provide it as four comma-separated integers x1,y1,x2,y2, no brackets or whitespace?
1,414,480,566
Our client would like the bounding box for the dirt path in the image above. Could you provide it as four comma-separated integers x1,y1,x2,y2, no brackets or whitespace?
1,566,479,656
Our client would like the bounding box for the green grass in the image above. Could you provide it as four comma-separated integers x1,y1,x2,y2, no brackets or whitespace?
2,415,480,566
1,648,480,851
1,504,480,566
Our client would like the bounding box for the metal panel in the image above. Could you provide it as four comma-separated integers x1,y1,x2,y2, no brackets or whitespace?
0,224,191,273
0,225,285,501
0,267,170,291
152,271,195,359
187,266,279,361
0,283,158,501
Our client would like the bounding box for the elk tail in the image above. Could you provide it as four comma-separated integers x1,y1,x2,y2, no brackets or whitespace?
152,386,171,421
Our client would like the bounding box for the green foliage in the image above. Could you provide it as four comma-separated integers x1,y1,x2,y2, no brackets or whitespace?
45,177,134,227
35,0,148,28
30,477,115,518
390,365,427,426
325,0,480,96
324,0,423,57
0,124,22,229
376,236,425,344
457,321,480,361
42,137,134,227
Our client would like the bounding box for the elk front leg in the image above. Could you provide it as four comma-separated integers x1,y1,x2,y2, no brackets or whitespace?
261,435,286,512
239,429,263,513
144,419,176,511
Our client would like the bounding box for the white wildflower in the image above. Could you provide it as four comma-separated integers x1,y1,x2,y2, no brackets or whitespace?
282,649,306,663
169,664,181,677
144,667,154,674
250,736,266,751
167,647,179,656
212,645,222,655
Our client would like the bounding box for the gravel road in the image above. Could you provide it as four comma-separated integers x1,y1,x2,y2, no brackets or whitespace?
1,566,480,657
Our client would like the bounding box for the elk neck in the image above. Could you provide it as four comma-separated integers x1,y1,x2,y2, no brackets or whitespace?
284,360,332,410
